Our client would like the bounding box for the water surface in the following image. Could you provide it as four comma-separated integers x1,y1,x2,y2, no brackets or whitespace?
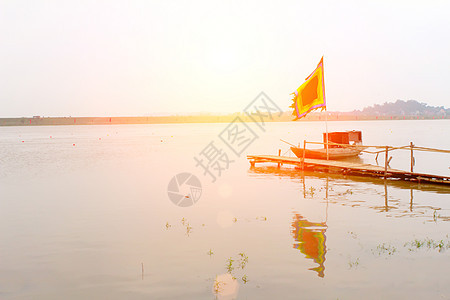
0,120,449,299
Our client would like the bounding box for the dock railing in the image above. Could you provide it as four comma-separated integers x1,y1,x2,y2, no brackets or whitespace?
299,140,450,176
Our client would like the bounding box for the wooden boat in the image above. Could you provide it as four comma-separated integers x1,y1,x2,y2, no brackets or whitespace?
291,131,365,160
290,146,364,160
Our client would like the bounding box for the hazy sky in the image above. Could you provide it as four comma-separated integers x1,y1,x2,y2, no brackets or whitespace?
1,0,449,117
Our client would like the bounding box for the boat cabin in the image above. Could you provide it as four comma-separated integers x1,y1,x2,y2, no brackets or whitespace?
323,131,362,148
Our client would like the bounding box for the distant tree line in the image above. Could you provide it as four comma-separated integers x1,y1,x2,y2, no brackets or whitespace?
352,100,449,117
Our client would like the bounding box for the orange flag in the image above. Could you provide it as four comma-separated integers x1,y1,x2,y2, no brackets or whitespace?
291,57,326,120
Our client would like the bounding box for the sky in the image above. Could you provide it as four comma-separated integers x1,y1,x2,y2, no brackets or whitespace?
0,0,449,117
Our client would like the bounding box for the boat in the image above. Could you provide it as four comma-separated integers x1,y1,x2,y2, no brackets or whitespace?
291,130,365,160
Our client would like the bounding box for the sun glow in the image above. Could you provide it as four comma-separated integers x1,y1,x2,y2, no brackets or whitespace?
207,46,241,73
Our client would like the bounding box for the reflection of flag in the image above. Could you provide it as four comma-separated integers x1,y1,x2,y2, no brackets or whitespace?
290,57,326,120
291,214,327,277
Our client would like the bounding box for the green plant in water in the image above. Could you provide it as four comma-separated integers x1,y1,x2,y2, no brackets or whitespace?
405,239,425,251
242,275,249,284
406,238,450,252
414,239,424,249
238,252,249,269
213,277,225,294
373,243,397,256
217,253,251,285
186,223,193,236
348,231,358,239
348,257,360,269
226,258,234,273
308,186,316,197
433,210,440,222
436,240,445,252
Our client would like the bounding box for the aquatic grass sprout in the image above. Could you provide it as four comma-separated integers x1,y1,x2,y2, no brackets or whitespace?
226,258,235,273
241,275,249,284
219,253,250,286
238,253,249,269
372,243,397,256
348,257,360,269
433,210,441,222
185,223,193,236
368,237,450,257
348,231,358,239
213,277,225,294
404,238,450,252
212,273,239,299
303,186,320,198
163,217,207,237
407,239,425,250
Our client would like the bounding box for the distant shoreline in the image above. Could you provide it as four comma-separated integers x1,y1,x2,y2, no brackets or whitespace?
0,114,448,127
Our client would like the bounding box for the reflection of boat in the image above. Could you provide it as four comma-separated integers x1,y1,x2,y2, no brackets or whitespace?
291,214,327,278
291,131,365,160
249,166,450,221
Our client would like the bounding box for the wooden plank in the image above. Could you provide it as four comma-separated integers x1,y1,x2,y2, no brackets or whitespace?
248,155,403,172
247,154,450,185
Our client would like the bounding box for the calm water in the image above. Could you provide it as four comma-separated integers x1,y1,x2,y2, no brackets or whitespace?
0,120,449,299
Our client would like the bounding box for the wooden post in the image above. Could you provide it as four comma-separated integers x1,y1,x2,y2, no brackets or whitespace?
410,142,414,173
387,156,393,167
384,146,389,179
302,175,306,198
410,189,413,212
302,140,306,170
277,149,281,168
384,180,388,211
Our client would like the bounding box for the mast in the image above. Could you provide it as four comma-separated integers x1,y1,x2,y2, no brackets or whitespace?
322,56,329,160
325,108,329,160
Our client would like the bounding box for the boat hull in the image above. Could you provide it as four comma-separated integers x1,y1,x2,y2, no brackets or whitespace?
290,147,363,160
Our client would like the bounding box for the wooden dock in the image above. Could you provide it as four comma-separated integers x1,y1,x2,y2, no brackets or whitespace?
247,155,450,185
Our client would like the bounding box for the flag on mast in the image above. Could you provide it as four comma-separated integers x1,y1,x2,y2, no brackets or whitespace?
290,57,326,120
